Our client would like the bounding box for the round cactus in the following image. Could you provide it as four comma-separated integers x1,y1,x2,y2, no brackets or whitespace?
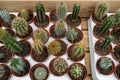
0,66,5,78
19,9,29,21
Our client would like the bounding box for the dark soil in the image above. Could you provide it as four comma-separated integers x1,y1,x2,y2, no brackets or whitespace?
6,29,15,37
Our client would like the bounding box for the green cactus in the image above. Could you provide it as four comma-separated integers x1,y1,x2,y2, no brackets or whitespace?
99,57,112,69
54,20,66,37
94,2,109,21
66,29,78,42
0,9,12,26
71,4,80,22
34,67,48,80
0,66,5,78
0,53,5,59
114,9,120,24
33,29,48,43
56,2,67,20
12,17,29,37
19,9,29,21
35,3,46,22
47,40,61,56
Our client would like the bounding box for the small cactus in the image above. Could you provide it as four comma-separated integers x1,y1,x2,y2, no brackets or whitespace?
72,4,80,22
19,9,29,21
114,9,120,24
99,57,112,69
47,40,61,56
0,66,5,78
0,53,5,59
54,20,66,37
33,29,48,43
12,17,29,37
94,2,109,21
56,2,67,20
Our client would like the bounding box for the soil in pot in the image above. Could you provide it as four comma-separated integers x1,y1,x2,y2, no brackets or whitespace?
30,63,49,80
68,63,87,80
115,64,120,80
6,29,15,37
49,10,58,22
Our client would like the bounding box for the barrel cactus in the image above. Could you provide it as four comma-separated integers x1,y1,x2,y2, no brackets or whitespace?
0,66,5,78
19,9,29,21
54,20,66,37
114,9,120,25
94,2,109,21
0,53,5,59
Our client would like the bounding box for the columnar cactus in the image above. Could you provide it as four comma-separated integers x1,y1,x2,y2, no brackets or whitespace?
12,17,29,37
94,2,109,20
0,53,5,59
72,4,80,22
114,9,120,24
33,29,48,43
35,3,46,22
19,9,29,21
0,66,5,78
54,20,66,37
56,2,67,20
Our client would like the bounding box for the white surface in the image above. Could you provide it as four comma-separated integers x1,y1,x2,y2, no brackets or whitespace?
88,13,119,80
0,12,85,80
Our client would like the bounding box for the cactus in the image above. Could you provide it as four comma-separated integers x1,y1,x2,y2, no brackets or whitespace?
0,9,12,26
0,66,5,78
114,9,120,24
66,29,78,42
54,20,66,37
47,40,61,56
19,9,29,21
33,39,43,54
35,3,46,22
56,2,67,20
72,4,80,22
94,2,109,20
34,67,48,80
99,57,112,69
33,29,48,43
0,53,5,59
12,17,29,37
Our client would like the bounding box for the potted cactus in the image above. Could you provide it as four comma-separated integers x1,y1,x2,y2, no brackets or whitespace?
0,9,15,28
49,57,68,76
68,63,87,80
68,42,85,61
10,58,30,77
66,4,81,27
18,8,34,24
0,64,11,80
95,36,112,56
50,2,67,22
114,64,120,80
66,28,83,43
12,17,33,39
33,28,49,43
93,17,115,39
50,20,66,38
96,57,115,75
31,39,48,62
30,63,49,80
92,2,109,24
47,39,67,56
34,3,49,28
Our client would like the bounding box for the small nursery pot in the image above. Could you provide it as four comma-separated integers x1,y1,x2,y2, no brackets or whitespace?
114,64,120,80
18,9,34,24
94,40,112,56
0,64,11,80
49,10,58,23
30,63,49,80
68,63,87,80
66,14,81,28
11,58,30,77
96,57,115,75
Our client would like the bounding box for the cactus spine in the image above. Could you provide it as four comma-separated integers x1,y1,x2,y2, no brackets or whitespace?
0,53,5,59
56,2,67,20
94,2,109,20
55,20,66,37
0,66,5,78
72,4,80,22
35,3,46,22
19,9,29,21
114,9,120,24
12,17,29,37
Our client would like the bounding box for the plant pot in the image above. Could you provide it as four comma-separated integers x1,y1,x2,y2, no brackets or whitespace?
49,10,58,23
14,40,32,57
49,24,66,39
0,46,13,63
68,63,87,80
96,57,115,75
49,57,68,76
93,24,110,39
66,14,81,28
0,64,11,80
30,63,49,80
18,9,34,24
33,15,49,28
94,40,112,56
11,58,30,77
114,64,120,80
31,46,49,62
